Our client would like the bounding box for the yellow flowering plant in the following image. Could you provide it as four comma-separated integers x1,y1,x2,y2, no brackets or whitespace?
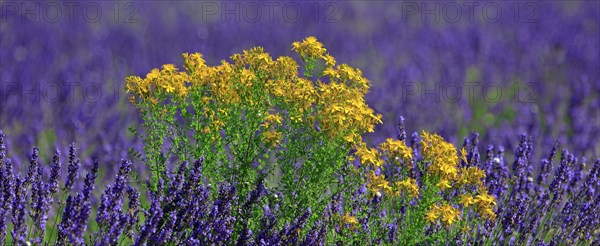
336,131,496,244
126,37,494,243
126,37,382,224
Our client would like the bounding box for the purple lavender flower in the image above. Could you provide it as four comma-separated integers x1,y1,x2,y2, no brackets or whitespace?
71,160,99,244
48,149,62,195
0,204,5,245
153,211,177,244
467,132,481,167
301,219,326,246
124,186,140,239
134,178,164,246
255,204,277,245
1,158,13,212
281,208,311,245
30,180,51,244
11,176,27,245
165,160,188,206
0,131,10,244
63,143,80,192
396,116,406,142
94,159,132,244
387,219,398,243
57,194,82,245
0,130,5,163
25,146,40,185
548,150,573,210
208,183,237,243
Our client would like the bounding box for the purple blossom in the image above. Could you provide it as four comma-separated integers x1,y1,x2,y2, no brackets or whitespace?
94,159,133,244
25,146,39,185
71,160,99,244
48,149,62,195
125,186,141,236
11,176,27,245
135,178,164,246
63,143,80,192
396,116,406,142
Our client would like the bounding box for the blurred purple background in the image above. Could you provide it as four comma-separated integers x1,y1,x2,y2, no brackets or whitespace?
1,1,599,171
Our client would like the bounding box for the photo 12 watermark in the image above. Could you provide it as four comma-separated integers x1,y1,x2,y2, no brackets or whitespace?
0,81,540,105
0,81,122,104
400,1,539,23
197,1,341,23
0,1,139,23
400,82,539,103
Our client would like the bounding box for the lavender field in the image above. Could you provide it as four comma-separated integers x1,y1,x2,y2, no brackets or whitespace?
0,1,599,245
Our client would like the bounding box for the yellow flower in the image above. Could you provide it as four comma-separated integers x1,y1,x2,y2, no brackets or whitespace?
182,52,207,73
261,113,282,128
162,64,177,72
396,178,419,198
125,76,150,97
425,204,441,223
242,47,273,69
459,194,475,207
342,213,358,229
163,83,176,93
460,148,468,163
322,53,336,67
292,36,326,60
474,193,496,207
473,191,497,220
421,131,461,181
262,130,281,147
240,69,256,87
458,167,486,187
367,171,392,195
378,181,393,195
355,144,383,167
440,204,461,225
379,138,413,165
436,179,452,191
323,67,340,80
343,133,361,144
467,167,486,184
480,207,497,220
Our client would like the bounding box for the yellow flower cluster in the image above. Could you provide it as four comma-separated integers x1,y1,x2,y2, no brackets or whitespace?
395,178,419,198
126,64,189,99
473,191,497,220
355,131,496,226
232,47,274,71
355,143,384,167
358,138,414,200
426,203,462,226
453,190,497,221
419,131,496,223
366,172,419,199
262,130,282,147
182,52,208,78
421,131,459,181
378,138,413,166
342,213,359,230
456,167,486,187
292,36,327,60
367,171,392,195
266,77,315,122
459,194,476,207
261,113,283,147
324,64,370,94
316,82,382,140
127,37,381,151
261,113,282,129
